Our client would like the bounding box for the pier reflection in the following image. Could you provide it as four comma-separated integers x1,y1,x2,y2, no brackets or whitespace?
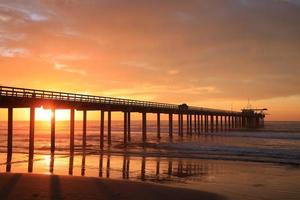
1,151,215,184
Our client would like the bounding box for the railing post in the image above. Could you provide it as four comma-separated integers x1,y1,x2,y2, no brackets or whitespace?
28,107,35,173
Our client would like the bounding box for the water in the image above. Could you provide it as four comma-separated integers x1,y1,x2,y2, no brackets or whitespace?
1,121,300,200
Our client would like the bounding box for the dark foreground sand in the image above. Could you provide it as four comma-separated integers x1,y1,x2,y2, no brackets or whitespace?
0,173,226,200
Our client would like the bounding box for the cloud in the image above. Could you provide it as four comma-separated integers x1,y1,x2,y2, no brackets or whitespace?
28,13,49,22
54,63,86,76
0,2,52,22
0,47,28,57
121,61,159,71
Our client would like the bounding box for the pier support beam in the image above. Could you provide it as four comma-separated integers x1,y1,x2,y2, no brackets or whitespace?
100,110,104,149
180,114,184,137
189,114,192,134
186,114,189,135
108,111,111,145
242,116,245,128
231,116,235,129
127,112,131,142
169,113,173,139
239,116,242,128
194,115,197,134
69,109,75,175
28,107,35,173
157,113,161,139
142,112,147,143
220,116,223,132
7,107,13,172
50,103,55,172
70,109,75,153
207,115,209,132
204,115,207,133
228,116,231,131
51,109,56,154
197,115,200,134
210,115,214,133
82,110,87,152
178,113,181,137
123,111,127,145
216,115,219,132
201,115,204,133
224,116,228,131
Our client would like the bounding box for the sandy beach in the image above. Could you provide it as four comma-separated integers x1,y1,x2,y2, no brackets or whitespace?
0,173,226,200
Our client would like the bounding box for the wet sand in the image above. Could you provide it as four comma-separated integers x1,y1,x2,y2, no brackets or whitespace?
0,173,226,200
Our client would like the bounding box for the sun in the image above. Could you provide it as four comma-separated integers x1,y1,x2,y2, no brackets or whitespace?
35,107,69,121
36,107,52,121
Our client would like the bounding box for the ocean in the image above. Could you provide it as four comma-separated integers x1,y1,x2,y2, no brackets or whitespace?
1,120,300,200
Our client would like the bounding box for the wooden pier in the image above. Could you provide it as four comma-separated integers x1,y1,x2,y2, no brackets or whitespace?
0,86,265,172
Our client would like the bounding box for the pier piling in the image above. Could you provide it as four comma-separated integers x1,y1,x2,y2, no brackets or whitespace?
28,107,35,172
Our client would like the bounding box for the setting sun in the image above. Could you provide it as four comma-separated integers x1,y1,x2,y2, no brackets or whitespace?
35,107,70,121
35,107,52,121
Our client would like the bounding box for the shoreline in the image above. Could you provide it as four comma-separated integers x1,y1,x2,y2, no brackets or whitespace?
1,150,299,166
0,172,226,200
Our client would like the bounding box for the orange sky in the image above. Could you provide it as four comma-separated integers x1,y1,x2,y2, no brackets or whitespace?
0,0,300,121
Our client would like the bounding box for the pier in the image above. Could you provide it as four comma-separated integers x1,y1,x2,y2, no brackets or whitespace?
0,86,265,172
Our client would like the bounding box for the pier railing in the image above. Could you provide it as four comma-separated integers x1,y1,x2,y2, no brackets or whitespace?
0,85,178,109
0,85,238,114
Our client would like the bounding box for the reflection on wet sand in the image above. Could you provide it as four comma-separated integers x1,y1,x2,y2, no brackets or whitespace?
2,151,212,184
2,151,300,200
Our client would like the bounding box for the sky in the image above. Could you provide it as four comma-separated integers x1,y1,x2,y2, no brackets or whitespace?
0,0,300,121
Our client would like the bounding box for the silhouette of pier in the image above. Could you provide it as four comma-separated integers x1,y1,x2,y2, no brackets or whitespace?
0,86,265,172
